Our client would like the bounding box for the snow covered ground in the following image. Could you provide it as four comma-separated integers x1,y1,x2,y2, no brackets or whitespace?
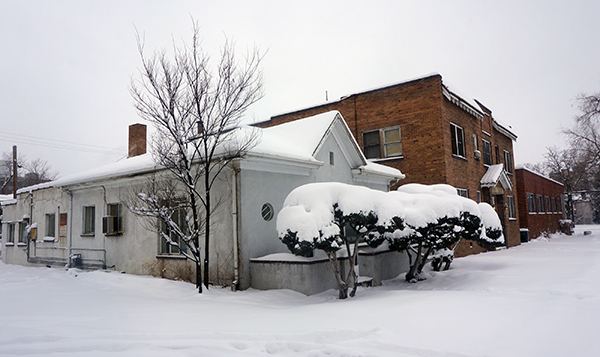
2,225,600,356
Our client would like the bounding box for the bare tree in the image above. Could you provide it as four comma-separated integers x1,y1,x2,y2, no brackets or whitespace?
1,151,57,194
565,93,600,161
129,22,263,292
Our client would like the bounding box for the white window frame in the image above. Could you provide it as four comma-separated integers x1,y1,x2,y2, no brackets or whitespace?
482,139,492,166
362,126,402,159
83,206,95,235
450,123,466,158
159,207,188,255
527,192,536,214
45,213,56,238
362,130,381,159
503,150,513,174
7,223,15,243
507,195,516,220
382,126,402,158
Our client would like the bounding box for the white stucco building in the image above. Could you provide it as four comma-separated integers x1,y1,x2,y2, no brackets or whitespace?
1,111,404,291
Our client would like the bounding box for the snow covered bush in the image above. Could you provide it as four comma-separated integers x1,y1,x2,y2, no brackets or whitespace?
277,182,506,296
277,182,402,299
386,184,504,282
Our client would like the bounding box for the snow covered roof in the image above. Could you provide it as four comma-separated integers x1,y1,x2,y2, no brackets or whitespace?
15,111,402,191
480,164,513,191
515,166,564,187
0,194,16,206
252,110,404,180
251,111,337,162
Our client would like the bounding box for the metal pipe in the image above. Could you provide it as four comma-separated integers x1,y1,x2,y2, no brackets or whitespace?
231,165,239,290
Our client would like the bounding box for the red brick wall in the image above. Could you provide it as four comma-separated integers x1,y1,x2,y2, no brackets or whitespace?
515,168,565,240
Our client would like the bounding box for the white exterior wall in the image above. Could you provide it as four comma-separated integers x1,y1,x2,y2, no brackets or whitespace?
236,132,394,289
1,187,69,267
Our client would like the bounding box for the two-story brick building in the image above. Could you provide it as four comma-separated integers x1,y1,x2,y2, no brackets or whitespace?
515,167,565,240
256,73,520,255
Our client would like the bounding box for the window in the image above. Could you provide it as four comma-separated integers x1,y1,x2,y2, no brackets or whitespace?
18,219,28,244
527,193,536,213
477,191,481,203
507,196,516,219
551,197,557,214
383,127,402,157
7,223,15,243
362,126,402,159
545,196,551,213
83,206,95,235
482,139,492,166
160,208,188,255
363,130,381,159
559,195,564,213
457,188,468,198
503,150,513,173
537,195,544,214
103,203,123,235
329,151,334,166
495,145,500,165
450,123,465,158
45,213,56,237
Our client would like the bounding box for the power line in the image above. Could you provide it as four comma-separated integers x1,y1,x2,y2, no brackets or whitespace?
0,131,124,155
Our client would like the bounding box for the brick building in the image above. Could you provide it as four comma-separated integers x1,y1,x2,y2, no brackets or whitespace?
257,73,520,255
515,167,565,240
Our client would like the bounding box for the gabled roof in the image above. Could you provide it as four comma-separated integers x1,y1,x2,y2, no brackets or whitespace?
480,164,513,191
251,110,405,181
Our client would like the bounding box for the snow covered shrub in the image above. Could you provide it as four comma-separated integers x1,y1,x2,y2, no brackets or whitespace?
478,202,505,246
277,182,402,299
385,184,503,282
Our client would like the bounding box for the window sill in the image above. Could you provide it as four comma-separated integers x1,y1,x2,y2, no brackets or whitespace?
529,212,537,215
81,233,95,238
451,154,467,161
5,242,14,247
17,243,27,247
156,254,187,260
509,218,517,221
369,156,404,163
104,233,123,237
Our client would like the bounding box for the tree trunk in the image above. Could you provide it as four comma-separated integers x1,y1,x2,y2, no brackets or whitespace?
327,252,348,299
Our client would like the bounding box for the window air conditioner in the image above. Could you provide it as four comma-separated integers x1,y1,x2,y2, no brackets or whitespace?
102,216,123,235
474,150,481,160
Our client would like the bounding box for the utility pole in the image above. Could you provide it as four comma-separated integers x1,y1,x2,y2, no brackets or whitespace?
12,145,17,199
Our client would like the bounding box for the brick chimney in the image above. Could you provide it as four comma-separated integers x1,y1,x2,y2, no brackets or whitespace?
128,123,147,157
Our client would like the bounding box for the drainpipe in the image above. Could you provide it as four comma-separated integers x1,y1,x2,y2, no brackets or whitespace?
231,165,240,291
65,188,73,266
26,192,33,262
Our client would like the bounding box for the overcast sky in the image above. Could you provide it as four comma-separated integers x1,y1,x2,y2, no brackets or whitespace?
1,1,599,177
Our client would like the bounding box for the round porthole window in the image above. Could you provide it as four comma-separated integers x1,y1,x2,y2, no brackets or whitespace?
261,203,274,221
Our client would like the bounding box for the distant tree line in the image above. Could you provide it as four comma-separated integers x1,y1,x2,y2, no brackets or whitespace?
525,92,600,224
1,151,58,195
